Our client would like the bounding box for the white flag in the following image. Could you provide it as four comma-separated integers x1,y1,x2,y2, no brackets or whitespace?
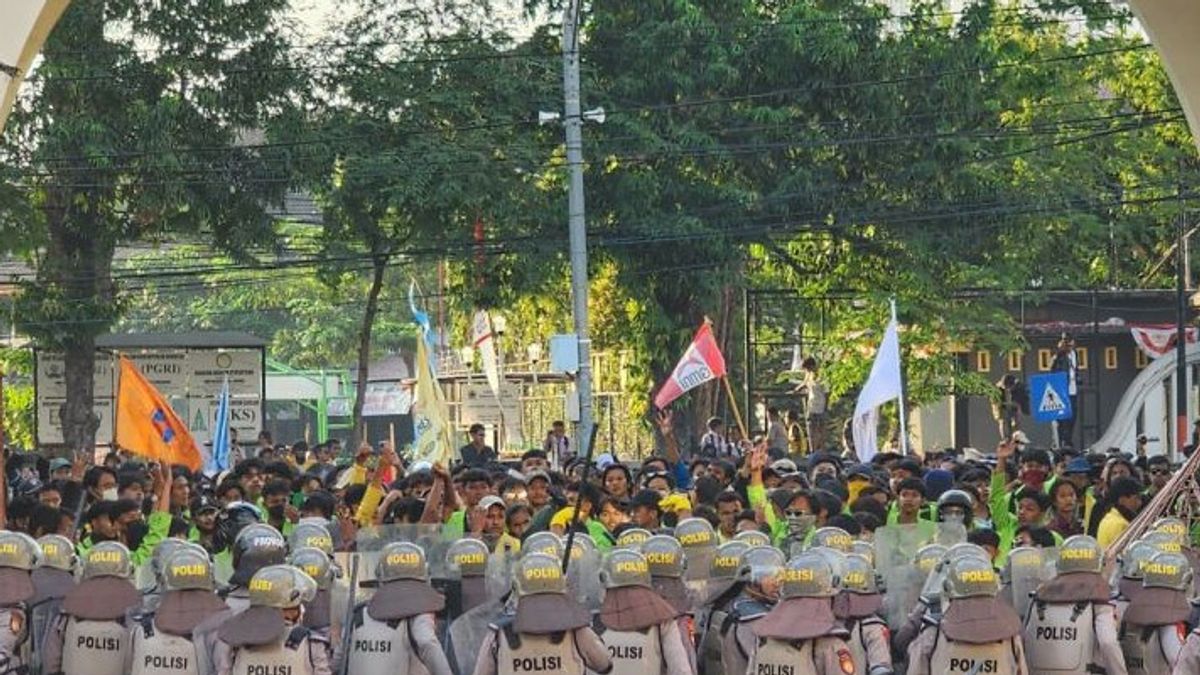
472,310,502,398
853,319,903,462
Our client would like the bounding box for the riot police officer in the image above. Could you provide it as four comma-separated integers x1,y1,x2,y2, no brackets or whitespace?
0,531,40,674
1021,535,1125,675
31,533,77,672
720,546,786,675
746,551,856,675
643,535,696,672
212,565,330,675
44,541,143,675
143,539,193,612
1119,551,1190,675
131,546,230,675
811,527,855,554
344,542,452,675
907,555,1026,675
287,548,336,651
890,543,949,657
1173,626,1200,674
223,524,288,614
445,538,492,617
834,552,892,675
594,548,693,674
1113,541,1159,627
472,552,611,675
694,540,750,675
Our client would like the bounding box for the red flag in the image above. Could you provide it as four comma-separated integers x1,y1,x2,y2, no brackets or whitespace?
654,323,727,409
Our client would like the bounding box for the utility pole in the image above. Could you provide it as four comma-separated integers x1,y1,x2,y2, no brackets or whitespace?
562,0,594,457
1176,207,1189,461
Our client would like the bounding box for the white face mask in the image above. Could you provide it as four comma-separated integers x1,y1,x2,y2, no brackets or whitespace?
102,487,119,502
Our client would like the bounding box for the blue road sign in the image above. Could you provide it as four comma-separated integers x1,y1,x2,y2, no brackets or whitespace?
1030,372,1073,423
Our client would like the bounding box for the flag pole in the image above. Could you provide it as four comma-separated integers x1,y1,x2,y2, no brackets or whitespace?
722,377,749,440
890,298,910,455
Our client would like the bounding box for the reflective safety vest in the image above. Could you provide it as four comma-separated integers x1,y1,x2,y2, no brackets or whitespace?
230,627,317,675
593,624,663,675
1023,601,1098,674
130,616,202,675
61,617,130,675
346,608,430,675
928,629,1021,675
747,637,819,675
493,625,587,675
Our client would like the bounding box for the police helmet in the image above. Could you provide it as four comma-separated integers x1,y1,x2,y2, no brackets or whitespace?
1139,531,1183,554
446,539,490,578
36,534,77,572
522,531,564,560
851,540,875,567
603,549,652,589
1118,541,1158,580
375,542,429,583
842,553,880,594
289,547,334,589
0,531,39,571
151,538,191,581
738,545,786,584
936,489,975,528
913,544,948,575
810,547,849,583
82,541,133,580
232,523,287,568
616,528,652,549
809,527,854,553
1151,517,1189,547
674,517,717,551
642,535,685,579
249,565,317,609
214,501,263,551
779,551,837,599
162,547,215,592
1142,551,1193,592
1056,535,1102,574
943,555,999,599
1003,546,1043,585
289,522,334,556
709,541,751,580
514,552,567,597
734,530,771,548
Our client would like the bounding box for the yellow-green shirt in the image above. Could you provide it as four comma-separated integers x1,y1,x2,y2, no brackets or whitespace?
1096,509,1130,548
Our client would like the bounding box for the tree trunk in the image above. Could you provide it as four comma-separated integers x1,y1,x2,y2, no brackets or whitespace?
351,253,388,448
60,334,100,454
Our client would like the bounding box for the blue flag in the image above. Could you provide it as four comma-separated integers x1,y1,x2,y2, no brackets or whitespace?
206,376,231,475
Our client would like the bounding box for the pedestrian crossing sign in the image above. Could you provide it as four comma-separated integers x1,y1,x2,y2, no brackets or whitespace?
1030,372,1073,422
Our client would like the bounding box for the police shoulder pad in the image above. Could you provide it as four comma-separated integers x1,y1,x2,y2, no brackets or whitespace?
285,626,311,649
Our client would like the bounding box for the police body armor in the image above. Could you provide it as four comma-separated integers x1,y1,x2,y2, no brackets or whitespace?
1120,550,1192,675
1022,535,1113,675
928,632,1020,675
720,596,770,675
61,617,131,675
591,623,663,675
230,627,317,675
695,541,749,675
748,637,820,675
492,620,584,675
31,534,76,672
922,555,1023,675
346,607,431,675
131,620,203,675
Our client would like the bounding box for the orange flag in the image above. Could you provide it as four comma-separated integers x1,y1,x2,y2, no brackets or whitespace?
115,356,201,471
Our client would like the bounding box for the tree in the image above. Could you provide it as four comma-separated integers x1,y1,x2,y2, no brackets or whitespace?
283,0,557,444
0,1,297,451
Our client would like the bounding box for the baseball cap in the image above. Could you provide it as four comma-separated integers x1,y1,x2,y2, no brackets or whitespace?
1064,457,1091,475
770,459,799,475
845,464,874,481
526,470,551,484
479,495,506,511
49,458,72,472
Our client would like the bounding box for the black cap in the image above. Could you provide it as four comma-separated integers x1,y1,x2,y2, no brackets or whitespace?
631,490,663,513
1108,476,1144,501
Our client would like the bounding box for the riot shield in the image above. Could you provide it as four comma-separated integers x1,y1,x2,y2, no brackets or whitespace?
1004,547,1045,620
565,535,603,610
354,523,449,588
448,597,506,674
873,523,936,630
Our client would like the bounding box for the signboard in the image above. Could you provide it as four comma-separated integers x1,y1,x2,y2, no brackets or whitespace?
36,347,264,447
460,381,521,426
1030,372,1073,423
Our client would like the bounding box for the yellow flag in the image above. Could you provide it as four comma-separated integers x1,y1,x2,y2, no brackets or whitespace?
115,356,201,471
410,339,454,466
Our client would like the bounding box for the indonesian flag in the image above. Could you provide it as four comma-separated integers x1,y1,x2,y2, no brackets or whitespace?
654,323,727,409
1131,323,1198,359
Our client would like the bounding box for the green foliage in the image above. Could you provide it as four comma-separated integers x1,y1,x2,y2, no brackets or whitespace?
0,348,35,449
